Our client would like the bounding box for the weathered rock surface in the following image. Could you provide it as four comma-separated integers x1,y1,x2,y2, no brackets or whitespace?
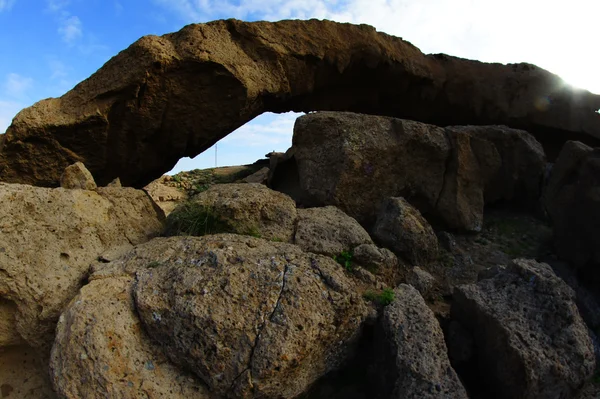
50,274,212,399
133,235,369,398
543,141,600,274
242,166,270,184
407,266,437,297
372,197,439,264
372,284,468,398
1,19,598,187
274,112,450,226
144,174,188,216
452,259,595,399
438,125,546,231
0,345,57,399
352,243,402,287
294,206,373,257
165,183,297,242
272,112,547,231
0,183,164,349
59,161,97,190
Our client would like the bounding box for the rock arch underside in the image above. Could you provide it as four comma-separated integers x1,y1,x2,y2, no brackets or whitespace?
0,18,599,187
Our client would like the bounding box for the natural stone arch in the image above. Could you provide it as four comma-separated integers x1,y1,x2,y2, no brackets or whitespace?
1,19,599,187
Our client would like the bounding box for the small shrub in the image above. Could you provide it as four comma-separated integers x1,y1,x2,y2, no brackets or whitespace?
363,288,395,306
147,261,161,268
244,226,262,239
333,250,353,272
164,201,230,237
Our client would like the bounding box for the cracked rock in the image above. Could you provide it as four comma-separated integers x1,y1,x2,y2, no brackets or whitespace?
133,234,369,398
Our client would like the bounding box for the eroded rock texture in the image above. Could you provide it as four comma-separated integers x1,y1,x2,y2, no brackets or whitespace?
543,141,600,278
451,259,595,399
373,284,468,398
1,19,598,187
0,183,164,350
132,235,369,398
50,275,213,399
272,112,546,231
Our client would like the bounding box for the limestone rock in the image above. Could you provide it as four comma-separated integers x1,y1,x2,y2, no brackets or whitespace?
452,259,595,399
0,345,57,399
165,183,297,242
273,112,546,231
373,284,468,398
59,161,97,190
543,141,600,275
133,235,369,398
352,244,399,272
437,126,546,231
274,112,450,227
242,166,269,184
407,266,437,297
0,183,164,349
1,19,597,187
372,197,439,265
352,243,402,286
107,177,122,187
294,206,373,257
143,175,188,216
50,275,212,399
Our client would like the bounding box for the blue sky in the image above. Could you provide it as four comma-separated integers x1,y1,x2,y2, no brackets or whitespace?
1,0,599,174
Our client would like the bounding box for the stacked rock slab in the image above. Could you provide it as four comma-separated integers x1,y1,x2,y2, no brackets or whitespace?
0,19,598,187
272,112,546,231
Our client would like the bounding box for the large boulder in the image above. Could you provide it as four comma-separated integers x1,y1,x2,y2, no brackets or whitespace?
372,197,439,264
60,161,97,190
273,112,547,231
437,125,546,231
143,175,188,216
164,183,297,242
132,235,369,398
0,183,164,349
294,206,374,257
543,141,600,275
451,259,596,399
1,19,597,187
372,284,468,398
50,275,212,399
274,112,450,226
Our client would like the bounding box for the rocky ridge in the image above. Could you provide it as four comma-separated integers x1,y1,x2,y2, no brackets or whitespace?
1,19,599,187
0,17,600,399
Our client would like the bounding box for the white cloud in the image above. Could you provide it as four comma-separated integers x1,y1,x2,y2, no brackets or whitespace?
46,0,69,12
220,112,299,148
3,73,33,99
58,15,83,43
0,0,15,12
0,100,25,134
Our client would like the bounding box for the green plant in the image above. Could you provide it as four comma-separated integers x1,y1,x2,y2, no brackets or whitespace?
192,183,211,194
363,288,395,306
164,201,230,237
172,175,182,183
244,226,262,239
437,250,455,268
333,250,354,272
147,261,162,268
